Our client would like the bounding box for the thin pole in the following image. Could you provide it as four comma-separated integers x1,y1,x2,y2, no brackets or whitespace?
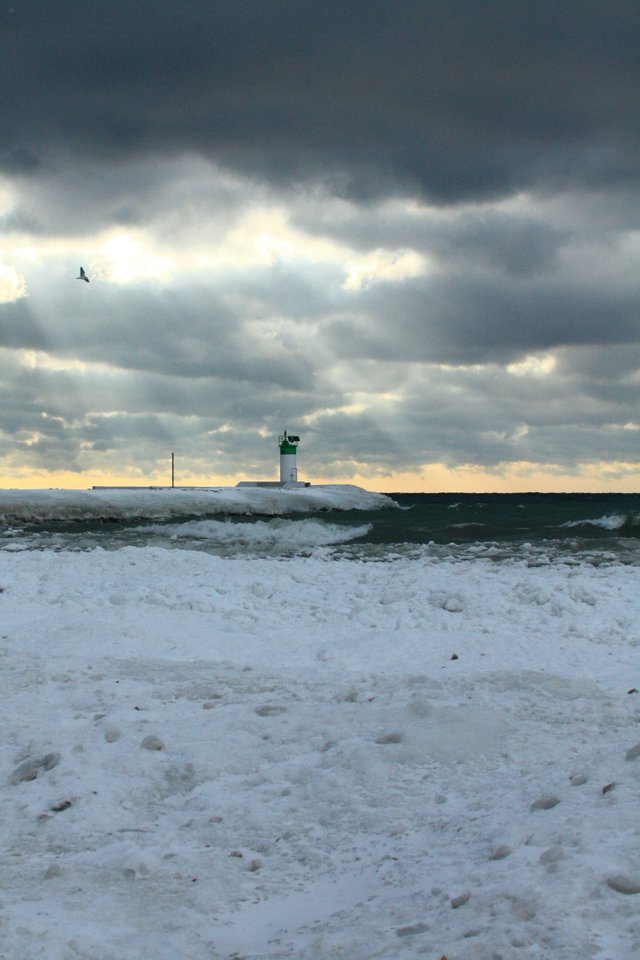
171,452,175,488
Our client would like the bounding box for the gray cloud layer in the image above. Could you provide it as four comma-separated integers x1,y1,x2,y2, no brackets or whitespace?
4,1,640,200
1,1,640,485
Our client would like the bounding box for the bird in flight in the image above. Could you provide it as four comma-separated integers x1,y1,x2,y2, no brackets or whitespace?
77,266,90,282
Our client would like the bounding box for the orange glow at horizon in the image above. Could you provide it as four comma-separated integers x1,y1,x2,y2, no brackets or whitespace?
1,460,639,493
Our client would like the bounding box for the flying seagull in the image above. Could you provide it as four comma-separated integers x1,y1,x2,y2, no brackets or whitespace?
77,266,90,282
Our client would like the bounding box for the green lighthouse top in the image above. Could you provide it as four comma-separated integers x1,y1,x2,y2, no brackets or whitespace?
279,430,300,455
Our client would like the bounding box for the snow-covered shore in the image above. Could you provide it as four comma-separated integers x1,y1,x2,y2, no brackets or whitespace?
1,543,639,959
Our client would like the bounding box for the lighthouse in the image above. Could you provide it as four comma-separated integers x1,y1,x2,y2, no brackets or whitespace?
235,430,308,488
279,430,300,483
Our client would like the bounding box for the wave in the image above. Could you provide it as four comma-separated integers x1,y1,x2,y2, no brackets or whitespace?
137,517,373,549
559,514,630,532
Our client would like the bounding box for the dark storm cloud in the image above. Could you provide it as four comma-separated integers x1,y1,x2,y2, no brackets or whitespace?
326,269,640,366
2,1,640,203
295,203,568,279
1,148,43,177
557,343,640,384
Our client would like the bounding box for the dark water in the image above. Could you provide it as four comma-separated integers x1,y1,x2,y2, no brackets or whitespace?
2,492,639,564
357,492,640,544
326,492,640,564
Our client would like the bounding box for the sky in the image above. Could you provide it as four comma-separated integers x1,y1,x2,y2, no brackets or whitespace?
1,0,639,492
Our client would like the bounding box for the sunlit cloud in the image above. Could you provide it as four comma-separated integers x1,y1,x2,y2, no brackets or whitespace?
342,248,428,290
18,349,112,374
507,353,557,377
94,231,173,284
0,262,27,302
87,203,362,281
219,207,350,270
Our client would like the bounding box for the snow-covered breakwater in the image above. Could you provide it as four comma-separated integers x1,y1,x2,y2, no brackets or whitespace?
0,484,396,524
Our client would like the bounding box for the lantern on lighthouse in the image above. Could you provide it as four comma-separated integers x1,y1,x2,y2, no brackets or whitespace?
279,430,300,484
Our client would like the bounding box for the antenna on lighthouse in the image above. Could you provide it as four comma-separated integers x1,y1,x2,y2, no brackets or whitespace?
279,430,300,484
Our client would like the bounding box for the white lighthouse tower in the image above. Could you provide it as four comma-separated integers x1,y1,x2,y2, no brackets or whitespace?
279,430,300,483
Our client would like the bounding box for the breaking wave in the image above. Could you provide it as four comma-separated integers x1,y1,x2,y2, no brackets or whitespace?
138,517,373,551
559,513,638,532
0,516,373,558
